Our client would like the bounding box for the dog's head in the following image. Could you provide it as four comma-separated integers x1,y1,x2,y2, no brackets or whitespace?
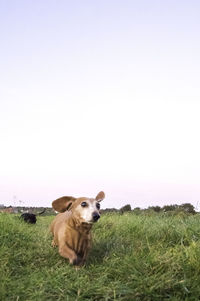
52,191,105,224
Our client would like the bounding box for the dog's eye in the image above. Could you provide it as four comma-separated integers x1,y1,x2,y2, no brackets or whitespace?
96,203,100,210
81,202,87,207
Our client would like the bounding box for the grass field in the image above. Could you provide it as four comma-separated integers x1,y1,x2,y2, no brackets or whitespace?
1,212,200,300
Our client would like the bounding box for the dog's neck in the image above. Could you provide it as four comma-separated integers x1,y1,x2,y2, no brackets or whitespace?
77,222,93,235
67,214,93,235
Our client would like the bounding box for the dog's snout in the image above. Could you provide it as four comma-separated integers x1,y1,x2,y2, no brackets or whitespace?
92,212,100,222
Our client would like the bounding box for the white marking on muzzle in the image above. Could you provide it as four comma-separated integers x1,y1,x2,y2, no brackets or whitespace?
80,200,99,223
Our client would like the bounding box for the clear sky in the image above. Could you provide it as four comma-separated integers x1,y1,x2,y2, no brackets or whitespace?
0,1,200,209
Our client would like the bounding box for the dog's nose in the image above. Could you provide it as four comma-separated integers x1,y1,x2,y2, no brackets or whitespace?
92,212,100,222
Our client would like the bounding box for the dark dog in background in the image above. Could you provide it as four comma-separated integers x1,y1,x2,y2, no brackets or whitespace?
21,213,37,224
21,209,46,224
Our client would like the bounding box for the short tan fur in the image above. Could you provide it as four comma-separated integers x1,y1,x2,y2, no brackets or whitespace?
50,191,105,266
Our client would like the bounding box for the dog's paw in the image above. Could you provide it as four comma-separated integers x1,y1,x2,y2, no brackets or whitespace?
51,240,57,247
71,255,83,266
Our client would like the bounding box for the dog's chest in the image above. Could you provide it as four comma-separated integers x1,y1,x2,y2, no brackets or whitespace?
67,229,91,254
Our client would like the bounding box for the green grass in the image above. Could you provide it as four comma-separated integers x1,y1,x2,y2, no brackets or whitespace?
1,213,200,300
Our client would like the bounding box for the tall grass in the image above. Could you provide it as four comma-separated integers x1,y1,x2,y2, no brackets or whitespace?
1,213,200,300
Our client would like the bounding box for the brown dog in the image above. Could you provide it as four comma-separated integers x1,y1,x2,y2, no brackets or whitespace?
50,191,105,266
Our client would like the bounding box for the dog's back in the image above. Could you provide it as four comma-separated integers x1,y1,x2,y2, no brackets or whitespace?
21,213,37,224
50,211,71,245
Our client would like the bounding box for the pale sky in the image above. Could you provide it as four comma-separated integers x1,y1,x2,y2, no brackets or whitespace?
0,1,200,209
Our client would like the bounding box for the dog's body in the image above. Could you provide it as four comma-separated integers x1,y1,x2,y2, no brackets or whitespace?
21,213,37,224
50,191,105,266
20,209,46,224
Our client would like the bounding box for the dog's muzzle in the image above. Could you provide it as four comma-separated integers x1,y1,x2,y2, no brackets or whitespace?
92,212,100,222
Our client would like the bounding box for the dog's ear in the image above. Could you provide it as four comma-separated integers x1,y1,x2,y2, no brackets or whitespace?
52,196,76,212
96,191,105,202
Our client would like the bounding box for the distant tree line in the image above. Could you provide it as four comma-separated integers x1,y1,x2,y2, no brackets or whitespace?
0,203,197,216
147,203,196,214
0,206,56,215
100,203,197,215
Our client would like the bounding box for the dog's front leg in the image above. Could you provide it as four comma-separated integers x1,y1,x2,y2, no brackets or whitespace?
59,244,81,265
79,241,91,266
